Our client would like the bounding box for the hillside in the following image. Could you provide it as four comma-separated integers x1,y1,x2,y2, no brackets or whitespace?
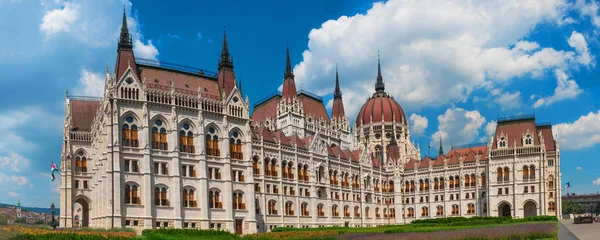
0,203,60,215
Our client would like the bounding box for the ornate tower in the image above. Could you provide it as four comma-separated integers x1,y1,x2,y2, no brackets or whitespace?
281,44,297,100
217,29,237,97
16,199,21,218
114,7,137,81
331,65,346,120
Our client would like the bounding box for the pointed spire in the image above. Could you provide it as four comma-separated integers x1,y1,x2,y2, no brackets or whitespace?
439,136,444,156
284,42,294,79
118,6,132,49
218,28,233,70
334,64,342,98
375,51,385,93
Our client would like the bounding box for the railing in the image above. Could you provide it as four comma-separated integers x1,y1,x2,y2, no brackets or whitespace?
70,131,92,142
136,58,218,77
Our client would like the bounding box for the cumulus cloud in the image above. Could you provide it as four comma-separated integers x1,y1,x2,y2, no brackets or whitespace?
594,178,600,186
553,110,600,150
0,173,33,188
291,0,591,120
576,166,582,171
8,191,20,198
575,0,600,30
494,91,522,110
0,152,31,173
567,31,594,67
484,121,498,138
39,0,159,59
409,113,428,135
534,69,583,108
76,69,104,97
431,108,486,152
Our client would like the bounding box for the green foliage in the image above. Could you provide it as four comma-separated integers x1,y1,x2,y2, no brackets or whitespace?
595,201,600,214
142,228,241,240
562,200,581,214
0,218,8,225
14,218,26,224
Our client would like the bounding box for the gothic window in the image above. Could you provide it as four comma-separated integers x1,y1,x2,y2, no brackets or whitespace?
498,136,507,148
332,205,339,217
268,200,278,215
523,165,529,180
179,123,195,153
524,133,533,145
451,204,459,215
301,202,309,216
467,203,475,214
354,206,360,217
233,191,245,210
122,116,139,147
436,206,443,216
421,206,429,217
154,186,169,206
285,202,294,216
124,183,140,205
152,119,168,150
503,167,510,182
344,205,350,217
205,126,220,156
470,174,476,187
209,189,222,209
253,156,260,175
75,151,87,173
229,130,243,160
407,207,414,218
182,188,196,207
464,174,470,187
529,165,535,180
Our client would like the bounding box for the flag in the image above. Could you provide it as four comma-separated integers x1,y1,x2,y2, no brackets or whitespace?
565,181,571,189
51,162,60,182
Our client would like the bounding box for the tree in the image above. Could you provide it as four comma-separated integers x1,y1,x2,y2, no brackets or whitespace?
563,200,582,214
34,219,44,225
14,217,26,224
595,201,600,214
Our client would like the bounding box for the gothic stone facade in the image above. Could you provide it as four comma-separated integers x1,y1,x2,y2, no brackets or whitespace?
59,11,562,235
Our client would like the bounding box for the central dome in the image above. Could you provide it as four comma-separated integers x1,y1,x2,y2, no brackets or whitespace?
355,57,407,127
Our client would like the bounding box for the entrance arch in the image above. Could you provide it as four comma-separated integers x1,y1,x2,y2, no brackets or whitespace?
73,196,90,228
498,202,511,217
523,200,538,218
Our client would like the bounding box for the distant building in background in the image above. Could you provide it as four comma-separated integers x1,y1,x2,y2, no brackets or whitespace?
562,193,600,213
16,200,21,218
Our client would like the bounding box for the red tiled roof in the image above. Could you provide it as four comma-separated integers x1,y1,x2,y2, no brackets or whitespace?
340,149,350,160
332,97,345,119
463,151,476,162
251,128,260,140
261,128,276,143
70,100,100,132
282,77,297,100
372,155,382,168
432,155,445,166
387,144,400,163
448,153,460,165
448,145,487,157
539,126,556,151
355,94,407,127
138,65,220,99
492,118,539,149
404,159,416,169
115,49,137,81
350,150,361,162
328,146,338,157
419,158,430,168
298,94,330,121
217,68,236,97
272,130,291,146
251,95,281,123
288,134,308,150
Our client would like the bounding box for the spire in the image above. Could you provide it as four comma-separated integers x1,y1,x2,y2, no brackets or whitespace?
334,64,342,98
284,42,294,79
118,6,132,49
218,28,233,69
438,136,444,156
375,51,385,93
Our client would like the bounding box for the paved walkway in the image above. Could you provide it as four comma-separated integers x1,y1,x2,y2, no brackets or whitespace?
559,219,600,240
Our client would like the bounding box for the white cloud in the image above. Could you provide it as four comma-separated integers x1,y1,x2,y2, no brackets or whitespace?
0,152,30,173
494,91,522,110
567,31,594,67
575,0,600,30
409,113,428,135
576,166,582,171
594,178,600,186
0,173,33,188
76,69,104,97
291,0,591,120
484,120,498,138
39,1,79,37
431,108,486,152
134,39,159,61
8,191,20,198
553,110,600,150
534,69,583,108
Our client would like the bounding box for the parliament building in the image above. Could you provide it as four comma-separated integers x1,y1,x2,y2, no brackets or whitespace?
59,11,562,235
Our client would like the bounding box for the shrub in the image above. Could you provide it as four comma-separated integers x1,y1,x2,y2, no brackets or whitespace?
244,230,339,239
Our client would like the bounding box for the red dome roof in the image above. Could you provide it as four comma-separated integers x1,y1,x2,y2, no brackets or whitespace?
356,93,407,127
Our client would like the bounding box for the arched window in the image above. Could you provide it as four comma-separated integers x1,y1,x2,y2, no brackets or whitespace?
332,205,339,217
390,208,396,218
253,157,260,175
497,167,503,182
449,176,454,189
503,167,510,182
303,164,309,181
410,180,415,192
268,200,278,215
205,126,220,156
344,205,350,217
523,165,529,180
365,207,370,218
285,202,294,216
525,134,532,145
154,186,169,206
281,160,288,178
529,165,535,180
439,177,445,189
464,174,470,188
229,130,243,160
436,206,443,216
434,178,439,190
499,136,506,148
182,188,196,207
467,203,475,214
421,206,429,217
152,119,168,150
209,189,222,209
317,204,325,217
451,204,459,215
454,175,460,188
419,179,424,191
481,173,486,186
270,159,277,177
264,158,271,176
354,206,360,217
75,151,87,173
233,192,245,210
470,173,476,187
407,207,414,218
301,202,309,216
122,116,139,147
179,123,195,153
125,184,140,205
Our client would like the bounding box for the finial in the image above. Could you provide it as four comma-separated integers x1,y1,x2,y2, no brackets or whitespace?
218,27,232,69
284,42,294,78
118,6,132,49
334,64,342,98
66,89,69,97
375,51,385,93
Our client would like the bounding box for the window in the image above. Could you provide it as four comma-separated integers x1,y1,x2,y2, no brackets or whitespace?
464,175,470,187
209,190,222,209
344,205,350,217
205,127,220,156
524,186,528,193
436,206,443,216
467,204,475,214
407,208,414,218
75,180,79,189
421,207,429,217
83,181,88,189
208,167,221,179
301,203,309,216
531,186,535,193
529,165,535,180
503,167,510,182
451,205,459,215
498,188,502,195
548,160,554,166
524,134,532,145
548,175,555,188
154,187,169,206
318,204,325,217
152,120,168,150
75,151,87,173
497,167,503,182
499,136,506,148
124,184,140,204
504,187,509,194
229,131,243,160
285,202,294,216
181,164,196,177
182,188,196,207
154,162,168,175
179,123,195,153
233,192,245,210
548,202,556,211
550,192,554,198
122,116,139,147
332,205,339,217
481,173,486,186
434,178,439,190
354,206,360,218
124,160,139,173
253,157,260,175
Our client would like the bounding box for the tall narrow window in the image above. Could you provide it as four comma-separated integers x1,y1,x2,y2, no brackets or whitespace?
205,127,220,156
154,186,169,206
152,119,168,150
230,131,243,160
179,123,195,153
122,116,138,147
529,165,535,180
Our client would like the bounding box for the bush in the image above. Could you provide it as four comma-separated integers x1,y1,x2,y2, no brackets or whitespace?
142,228,240,240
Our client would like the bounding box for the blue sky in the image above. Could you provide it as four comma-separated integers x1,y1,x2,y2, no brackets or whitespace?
0,0,599,208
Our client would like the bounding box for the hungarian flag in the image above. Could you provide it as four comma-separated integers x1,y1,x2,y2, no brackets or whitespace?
565,181,571,189
51,162,59,182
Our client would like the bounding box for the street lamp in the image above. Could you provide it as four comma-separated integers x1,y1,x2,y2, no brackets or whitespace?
50,203,56,229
